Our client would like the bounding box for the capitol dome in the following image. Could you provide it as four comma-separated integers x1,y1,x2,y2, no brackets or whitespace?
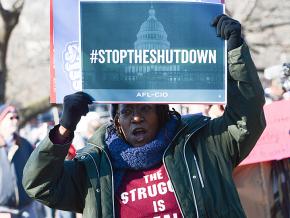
134,6,170,49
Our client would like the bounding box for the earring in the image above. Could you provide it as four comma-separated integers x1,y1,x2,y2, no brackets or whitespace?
113,116,123,136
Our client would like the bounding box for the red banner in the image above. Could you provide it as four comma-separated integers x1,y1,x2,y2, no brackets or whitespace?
240,100,290,165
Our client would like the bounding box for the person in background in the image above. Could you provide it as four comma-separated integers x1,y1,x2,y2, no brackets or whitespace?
23,15,266,218
0,104,37,218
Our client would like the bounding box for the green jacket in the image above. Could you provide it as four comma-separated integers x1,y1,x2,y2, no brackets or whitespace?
23,44,266,218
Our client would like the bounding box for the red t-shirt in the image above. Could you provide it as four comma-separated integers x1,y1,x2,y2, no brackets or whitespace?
116,163,182,218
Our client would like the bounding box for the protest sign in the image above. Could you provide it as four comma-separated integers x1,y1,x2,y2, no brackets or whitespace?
50,0,225,103
240,100,290,166
50,0,82,103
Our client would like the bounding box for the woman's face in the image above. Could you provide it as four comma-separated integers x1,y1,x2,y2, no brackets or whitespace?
115,104,159,147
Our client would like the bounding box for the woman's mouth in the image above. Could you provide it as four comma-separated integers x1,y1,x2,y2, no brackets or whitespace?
132,128,147,142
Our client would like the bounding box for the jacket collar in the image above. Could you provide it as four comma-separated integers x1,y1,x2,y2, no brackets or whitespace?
87,124,108,150
180,114,210,133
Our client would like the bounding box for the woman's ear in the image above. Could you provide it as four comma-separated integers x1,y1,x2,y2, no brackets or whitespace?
113,115,122,135
113,115,119,127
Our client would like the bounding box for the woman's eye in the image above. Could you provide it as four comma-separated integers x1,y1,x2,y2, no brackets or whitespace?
121,109,132,116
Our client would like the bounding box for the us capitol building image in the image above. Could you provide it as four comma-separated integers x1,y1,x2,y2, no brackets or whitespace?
101,5,222,89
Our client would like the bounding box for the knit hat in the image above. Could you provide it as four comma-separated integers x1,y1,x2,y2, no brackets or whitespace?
0,104,17,122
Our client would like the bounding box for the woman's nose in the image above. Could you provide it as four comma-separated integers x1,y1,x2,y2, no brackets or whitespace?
132,114,144,122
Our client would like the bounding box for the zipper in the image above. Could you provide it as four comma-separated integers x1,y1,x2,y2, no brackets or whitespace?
183,119,209,218
194,154,205,188
184,135,200,218
77,144,115,218
89,143,116,218
163,124,188,218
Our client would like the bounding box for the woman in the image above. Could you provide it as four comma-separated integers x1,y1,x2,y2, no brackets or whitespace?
23,15,266,218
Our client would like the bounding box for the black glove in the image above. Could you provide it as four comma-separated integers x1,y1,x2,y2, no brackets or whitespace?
211,14,243,51
60,92,94,131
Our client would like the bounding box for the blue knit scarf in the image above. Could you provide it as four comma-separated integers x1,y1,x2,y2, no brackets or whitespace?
106,116,178,191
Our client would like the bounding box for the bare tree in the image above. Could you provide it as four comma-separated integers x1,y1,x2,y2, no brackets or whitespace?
0,0,52,126
225,0,290,69
0,0,24,103
18,96,53,128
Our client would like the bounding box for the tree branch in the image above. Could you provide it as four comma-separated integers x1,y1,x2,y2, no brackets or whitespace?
18,96,55,128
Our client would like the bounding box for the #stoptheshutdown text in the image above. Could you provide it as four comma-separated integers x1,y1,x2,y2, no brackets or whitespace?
89,49,217,64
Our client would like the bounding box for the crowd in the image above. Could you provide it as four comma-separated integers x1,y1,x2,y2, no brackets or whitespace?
0,103,110,218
